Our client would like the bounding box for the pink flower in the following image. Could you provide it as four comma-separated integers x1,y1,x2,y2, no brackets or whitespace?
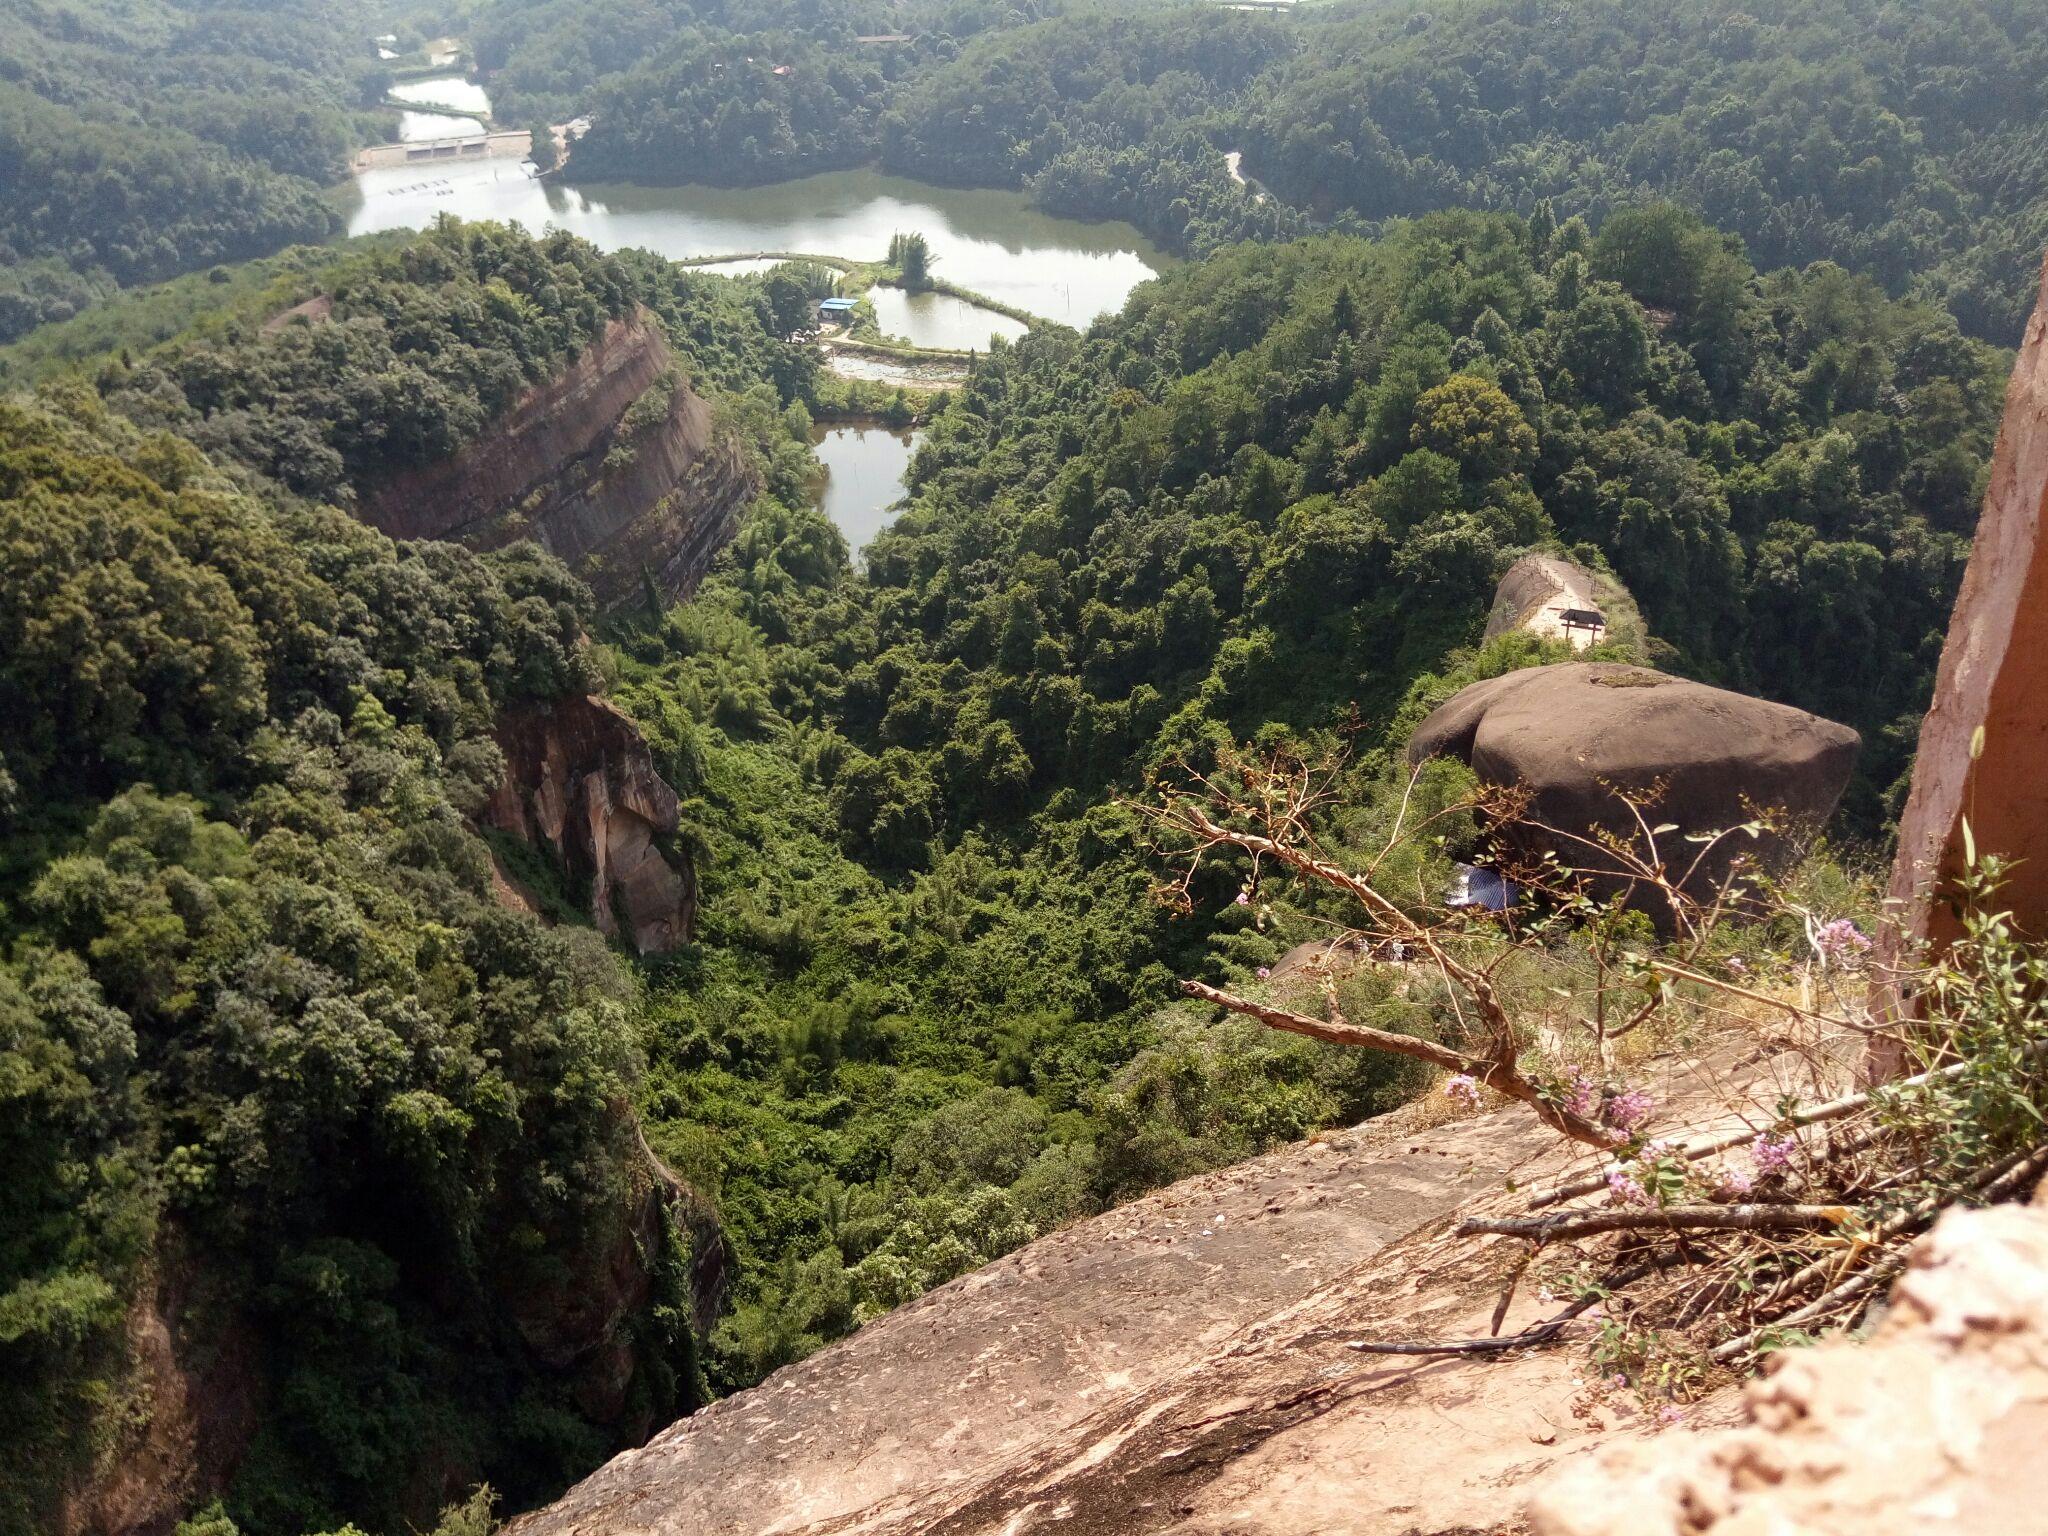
1444,1073,1483,1111
1715,1163,1755,1198
1256,966,1271,980
1815,918,1872,966
1606,1168,1651,1207
1604,1088,1655,1134
1234,891,1250,906
1752,1132,1798,1178
1563,1070,1602,1121
1657,1404,1685,1426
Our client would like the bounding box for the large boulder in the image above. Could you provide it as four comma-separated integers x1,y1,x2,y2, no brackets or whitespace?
1408,663,1858,913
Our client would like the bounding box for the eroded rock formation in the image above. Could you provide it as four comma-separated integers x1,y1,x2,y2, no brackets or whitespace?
1876,255,2048,1065
357,310,757,610
1528,1191,2048,1536
1482,552,1636,651
1408,661,1858,915
56,1252,259,1536
484,694,694,955
499,1035,1821,1536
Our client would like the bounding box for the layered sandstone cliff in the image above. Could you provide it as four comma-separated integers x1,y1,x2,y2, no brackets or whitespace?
358,310,757,610
483,694,694,955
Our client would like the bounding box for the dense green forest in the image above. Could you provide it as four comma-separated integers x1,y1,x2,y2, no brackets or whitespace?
0,196,2010,1528
0,220,820,1535
538,0,2048,340
607,200,2005,1382
2,0,2041,1520
1,203,2006,1531
0,382,693,1534
0,0,408,333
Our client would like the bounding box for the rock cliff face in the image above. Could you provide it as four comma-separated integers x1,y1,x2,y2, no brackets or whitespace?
483,694,694,955
1875,255,2048,1069
497,1032,2048,1536
503,1033,1826,1536
56,1251,259,1536
357,310,757,610
1408,661,1858,918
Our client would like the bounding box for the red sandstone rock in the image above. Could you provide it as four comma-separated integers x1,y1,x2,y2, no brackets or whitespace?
1875,255,2048,1069
484,695,693,954
356,309,757,610
1528,1190,2048,1536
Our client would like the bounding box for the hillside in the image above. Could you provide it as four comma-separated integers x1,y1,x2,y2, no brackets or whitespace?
525,0,2048,340
4,198,2025,1531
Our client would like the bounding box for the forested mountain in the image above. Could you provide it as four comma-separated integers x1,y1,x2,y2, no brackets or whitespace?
0,384,684,1535
2,0,2040,1522
0,221,813,1535
3,200,2004,1531
1230,0,2048,341
549,0,2048,340
0,0,388,337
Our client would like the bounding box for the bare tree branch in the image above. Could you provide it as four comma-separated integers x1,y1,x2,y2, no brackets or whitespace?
1459,1204,1854,1242
1181,979,1624,1149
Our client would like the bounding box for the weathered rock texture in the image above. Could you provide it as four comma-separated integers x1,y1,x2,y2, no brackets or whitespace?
1528,1191,2048,1536
1408,662,1858,915
56,1253,259,1536
1877,255,2048,1057
503,1034,1829,1536
484,694,693,954
357,310,756,609
497,1141,727,1436
1482,553,1639,652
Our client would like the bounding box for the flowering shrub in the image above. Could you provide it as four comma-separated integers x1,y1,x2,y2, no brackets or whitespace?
1751,1132,1798,1179
1605,1088,1656,1134
1815,917,1871,967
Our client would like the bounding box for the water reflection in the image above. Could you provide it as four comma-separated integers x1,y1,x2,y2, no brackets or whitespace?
344,164,1164,327
389,75,494,117
869,288,1028,351
810,423,920,563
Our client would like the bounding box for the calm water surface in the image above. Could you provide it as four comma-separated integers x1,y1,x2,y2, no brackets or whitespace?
399,110,484,141
810,424,920,561
869,288,1028,350
389,75,494,117
343,165,1164,330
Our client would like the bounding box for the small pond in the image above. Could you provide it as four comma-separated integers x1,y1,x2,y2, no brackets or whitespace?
810,423,921,562
869,287,1029,351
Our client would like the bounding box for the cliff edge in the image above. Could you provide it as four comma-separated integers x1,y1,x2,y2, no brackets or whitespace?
358,310,757,610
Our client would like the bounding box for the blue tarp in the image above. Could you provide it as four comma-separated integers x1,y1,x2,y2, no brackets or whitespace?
1446,862,1517,911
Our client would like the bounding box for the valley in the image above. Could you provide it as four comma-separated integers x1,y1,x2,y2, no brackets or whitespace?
4,2,2048,1534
